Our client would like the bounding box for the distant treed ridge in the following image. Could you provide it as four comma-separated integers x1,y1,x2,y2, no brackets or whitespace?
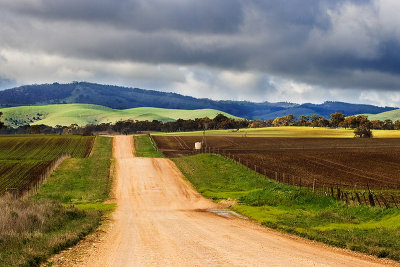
0,82,396,119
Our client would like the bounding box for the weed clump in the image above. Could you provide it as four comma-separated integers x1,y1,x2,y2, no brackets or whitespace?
0,194,99,266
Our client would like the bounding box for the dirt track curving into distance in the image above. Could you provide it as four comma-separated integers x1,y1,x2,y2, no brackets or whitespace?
75,135,396,266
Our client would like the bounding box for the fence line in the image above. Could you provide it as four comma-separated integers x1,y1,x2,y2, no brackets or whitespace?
4,154,71,199
148,134,160,152
86,136,97,157
193,146,400,209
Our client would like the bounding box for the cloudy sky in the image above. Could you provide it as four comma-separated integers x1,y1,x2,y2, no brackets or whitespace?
0,0,399,106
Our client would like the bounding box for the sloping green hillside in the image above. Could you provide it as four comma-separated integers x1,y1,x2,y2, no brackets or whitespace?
0,104,241,127
363,109,400,121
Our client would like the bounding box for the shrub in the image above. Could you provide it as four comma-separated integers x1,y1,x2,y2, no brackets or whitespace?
354,126,373,138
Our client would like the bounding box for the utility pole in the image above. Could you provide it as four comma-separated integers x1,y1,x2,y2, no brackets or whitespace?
202,122,208,146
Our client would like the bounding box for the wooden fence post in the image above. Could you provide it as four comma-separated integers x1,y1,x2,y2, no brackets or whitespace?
362,193,367,204
391,195,398,209
344,192,349,204
380,195,390,208
355,192,362,205
312,179,316,193
374,194,382,207
368,192,376,206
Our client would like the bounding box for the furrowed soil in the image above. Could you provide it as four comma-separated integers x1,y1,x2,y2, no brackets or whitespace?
51,135,396,266
153,136,400,189
0,135,94,194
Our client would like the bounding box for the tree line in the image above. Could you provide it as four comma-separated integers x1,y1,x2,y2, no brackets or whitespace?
249,112,400,137
0,112,398,137
248,113,400,129
0,114,248,135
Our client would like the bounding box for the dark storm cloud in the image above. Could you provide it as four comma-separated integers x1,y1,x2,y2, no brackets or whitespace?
2,0,243,33
1,0,400,96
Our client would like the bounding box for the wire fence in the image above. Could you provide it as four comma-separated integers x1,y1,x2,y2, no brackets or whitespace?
4,154,71,199
192,145,400,209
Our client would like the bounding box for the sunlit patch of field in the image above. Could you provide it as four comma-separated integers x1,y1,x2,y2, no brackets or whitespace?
154,126,400,138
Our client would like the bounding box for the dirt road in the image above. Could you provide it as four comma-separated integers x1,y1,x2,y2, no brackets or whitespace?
77,136,394,266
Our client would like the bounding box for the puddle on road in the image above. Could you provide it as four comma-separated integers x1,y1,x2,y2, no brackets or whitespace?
206,209,247,219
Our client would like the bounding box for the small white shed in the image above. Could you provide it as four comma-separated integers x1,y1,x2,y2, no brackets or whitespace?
195,142,202,150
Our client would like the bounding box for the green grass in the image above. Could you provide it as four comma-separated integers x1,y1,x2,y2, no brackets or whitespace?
0,103,241,127
363,109,400,122
134,135,164,158
154,126,400,138
0,136,113,266
173,154,400,261
34,136,113,205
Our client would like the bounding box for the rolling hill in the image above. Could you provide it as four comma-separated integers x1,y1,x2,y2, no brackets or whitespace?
0,82,396,119
0,104,241,127
362,109,400,122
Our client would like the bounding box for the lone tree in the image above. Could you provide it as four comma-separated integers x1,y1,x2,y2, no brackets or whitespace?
354,118,373,138
354,126,373,138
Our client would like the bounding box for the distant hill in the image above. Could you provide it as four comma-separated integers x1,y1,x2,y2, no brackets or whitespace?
0,82,396,119
0,104,241,127
362,109,400,122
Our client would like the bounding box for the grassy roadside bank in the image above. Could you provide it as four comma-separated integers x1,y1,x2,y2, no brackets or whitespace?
0,136,113,266
134,135,163,158
173,154,400,261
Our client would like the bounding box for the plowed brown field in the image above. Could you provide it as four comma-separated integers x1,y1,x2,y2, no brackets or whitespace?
153,136,400,189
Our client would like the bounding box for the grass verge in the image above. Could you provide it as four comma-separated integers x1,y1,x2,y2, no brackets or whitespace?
34,136,113,205
134,135,164,158
0,136,113,266
173,153,400,261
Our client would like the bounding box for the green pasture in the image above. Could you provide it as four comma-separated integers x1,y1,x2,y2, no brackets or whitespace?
0,103,240,127
34,136,113,205
173,153,400,261
363,109,400,122
134,135,164,158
